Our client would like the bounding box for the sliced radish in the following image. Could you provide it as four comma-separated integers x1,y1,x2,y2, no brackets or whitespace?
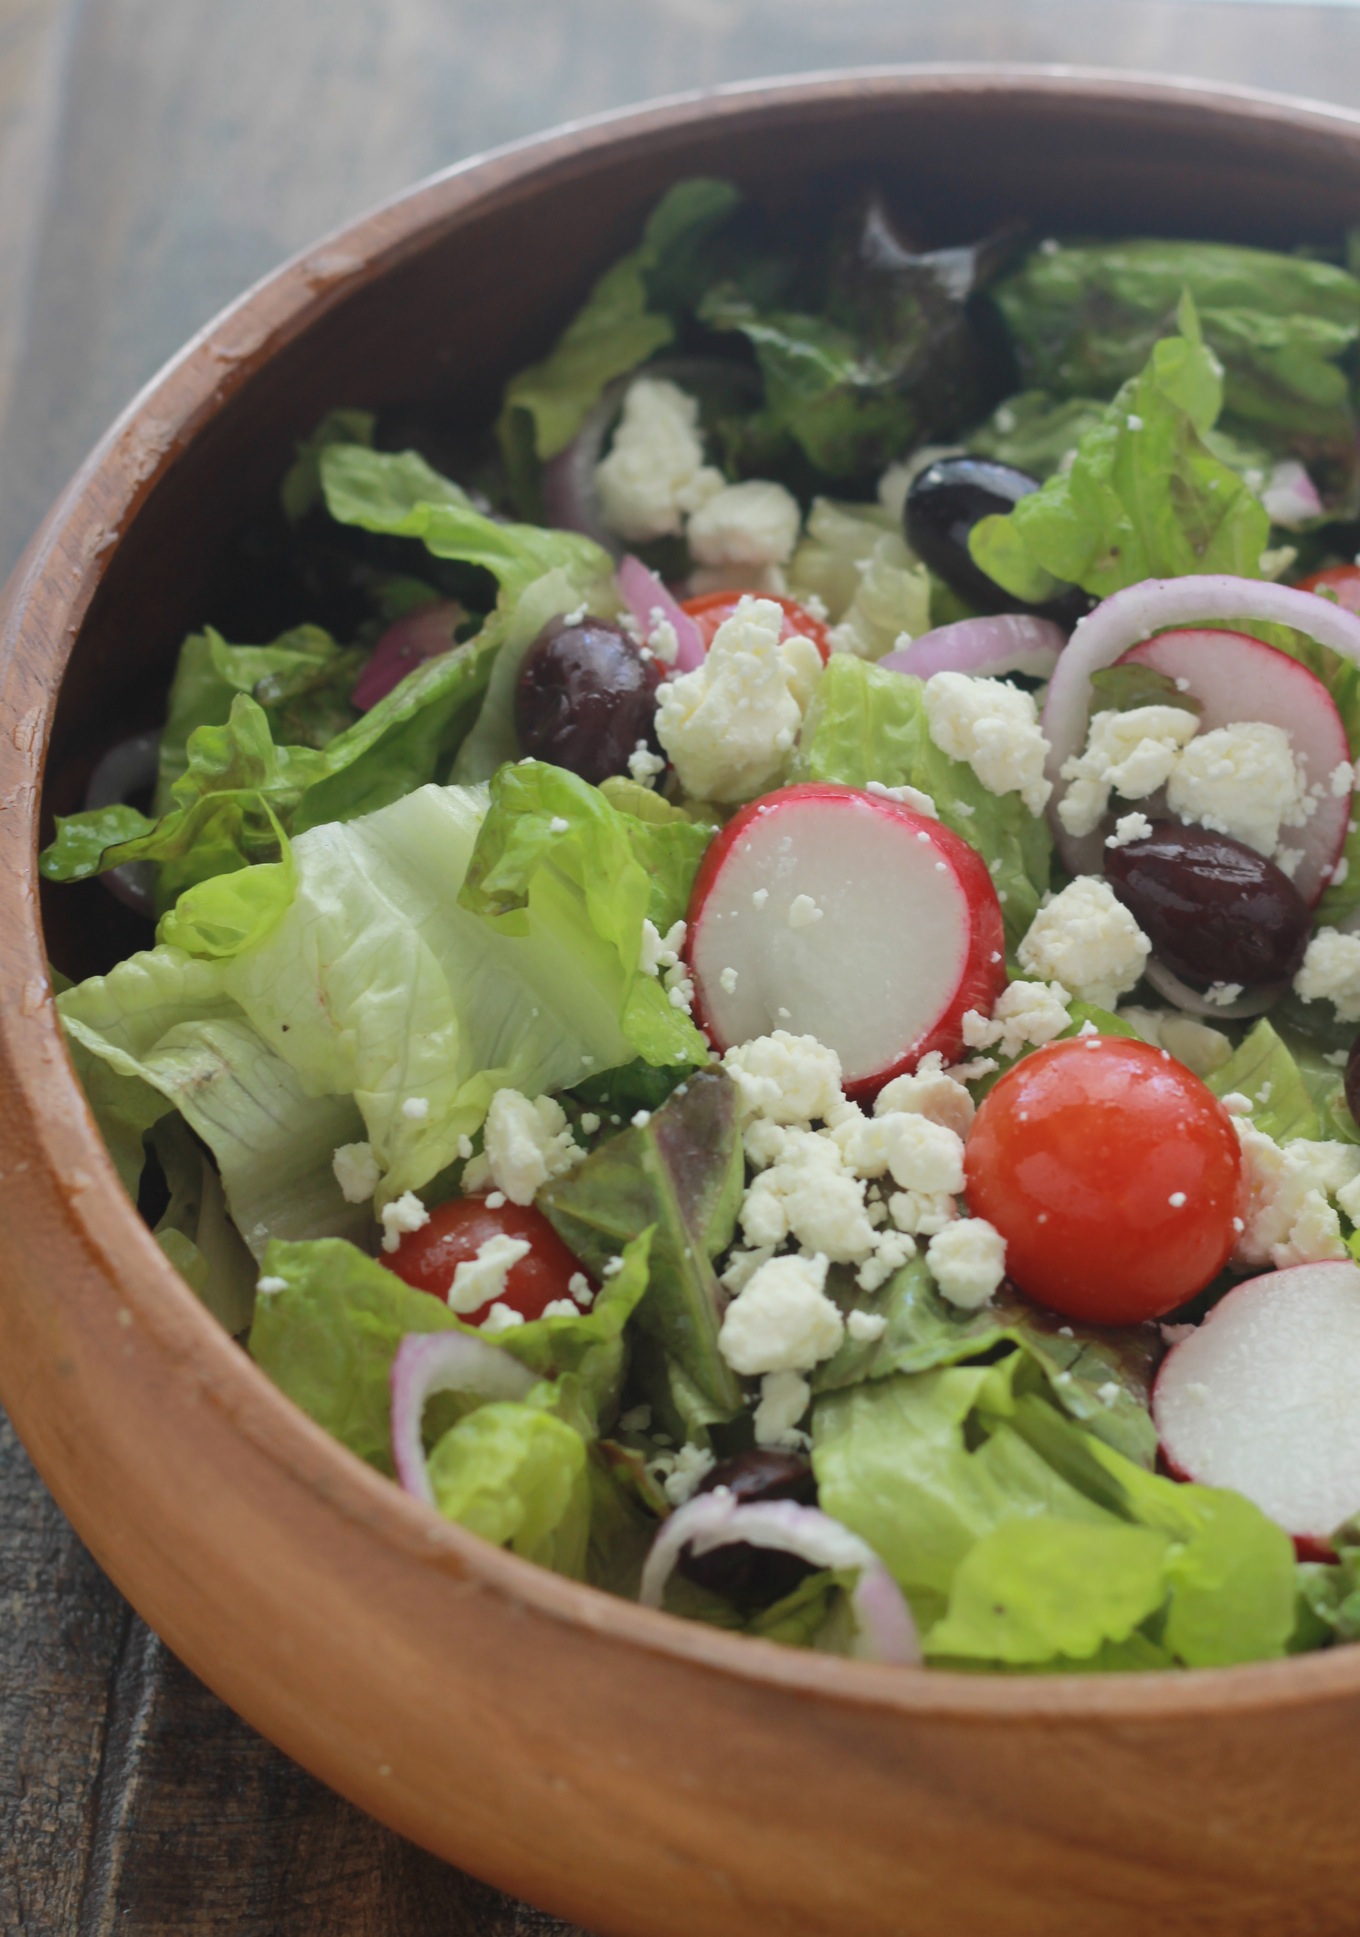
1154,1260,1360,1546
685,783,1006,1095
1118,629,1349,904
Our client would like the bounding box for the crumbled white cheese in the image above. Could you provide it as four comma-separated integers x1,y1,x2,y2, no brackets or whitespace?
662,1442,716,1506
1058,705,1199,837
739,1127,879,1262
401,1096,430,1121
962,979,1072,1059
720,1245,776,1295
847,1308,888,1343
753,1369,812,1449
686,478,802,569
654,596,822,802
865,779,938,818
923,672,1052,815
479,1302,525,1334
548,816,570,835
1294,926,1360,1023
476,1089,585,1206
1017,878,1150,1008
717,1251,844,1374
567,1270,594,1306
578,1114,600,1137
380,1190,429,1253
874,1053,975,1140
594,377,724,541
829,1108,966,1196
926,1218,1007,1310
448,1232,533,1315
628,742,667,786
332,1140,380,1205
639,917,686,977
256,1275,287,1296
1105,811,1152,850
1232,1120,1360,1269
1203,982,1244,1008
787,893,823,929
1166,720,1312,861
722,1030,847,1127
664,961,695,1014
719,966,739,995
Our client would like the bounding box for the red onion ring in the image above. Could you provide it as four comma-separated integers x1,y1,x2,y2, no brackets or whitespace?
639,1489,921,1664
1042,576,1360,881
878,613,1065,683
84,729,159,916
1142,956,1281,1021
1261,460,1323,530
617,555,705,673
390,1331,536,1506
353,600,461,711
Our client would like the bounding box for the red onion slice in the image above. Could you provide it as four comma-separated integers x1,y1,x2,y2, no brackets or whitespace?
540,384,624,552
1043,575,1360,880
353,600,461,712
84,729,160,915
640,1489,921,1665
390,1331,536,1506
617,555,706,673
1261,460,1323,530
1142,955,1282,1021
879,614,1065,683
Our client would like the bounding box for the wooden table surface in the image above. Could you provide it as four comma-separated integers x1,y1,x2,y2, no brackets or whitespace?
4,1,1360,1930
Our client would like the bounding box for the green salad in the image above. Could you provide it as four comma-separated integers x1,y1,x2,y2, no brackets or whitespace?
46,180,1360,1671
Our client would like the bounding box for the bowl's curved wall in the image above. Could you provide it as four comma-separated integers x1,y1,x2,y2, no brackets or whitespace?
5,70,1360,1937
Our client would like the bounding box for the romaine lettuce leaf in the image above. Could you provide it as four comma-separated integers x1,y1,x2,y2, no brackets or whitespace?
993,238,1360,454
539,1069,745,1421
280,405,376,522
147,1115,259,1334
969,296,1270,602
497,177,742,468
427,1399,591,1575
966,390,1108,479
790,655,1052,945
1204,1018,1323,1144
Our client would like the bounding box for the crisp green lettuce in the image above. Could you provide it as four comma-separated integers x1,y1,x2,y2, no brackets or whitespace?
790,655,1051,945
786,498,931,657
993,238,1360,454
427,1400,591,1574
280,405,376,522
540,1069,745,1423
1204,1019,1323,1143
967,390,1108,479
148,1115,259,1333
496,178,742,478
969,296,1269,603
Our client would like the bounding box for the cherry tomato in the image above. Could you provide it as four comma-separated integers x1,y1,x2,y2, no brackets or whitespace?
384,1196,589,1327
1295,564,1360,616
963,1037,1242,1325
681,591,833,662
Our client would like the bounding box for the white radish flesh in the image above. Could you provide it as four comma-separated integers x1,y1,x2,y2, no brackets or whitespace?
685,784,1006,1092
1154,1260,1360,1541
1120,629,1350,904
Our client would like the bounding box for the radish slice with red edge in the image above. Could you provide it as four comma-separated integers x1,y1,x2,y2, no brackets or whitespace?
353,600,462,712
390,1331,536,1506
879,613,1065,683
617,555,706,673
1117,628,1349,904
640,1489,921,1664
685,783,1006,1096
1154,1260,1360,1550
1042,575,1360,887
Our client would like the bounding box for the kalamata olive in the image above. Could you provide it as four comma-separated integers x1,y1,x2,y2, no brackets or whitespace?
677,1448,818,1609
1345,1037,1360,1127
514,619,661,785
903,455,1090,624
1104,820,1312,992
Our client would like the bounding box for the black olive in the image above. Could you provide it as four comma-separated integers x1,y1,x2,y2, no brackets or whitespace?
513,619,661,785
1346,1037,1360,1128
903,455,1090,623
677,1448,818,1609
1104,820,1312,992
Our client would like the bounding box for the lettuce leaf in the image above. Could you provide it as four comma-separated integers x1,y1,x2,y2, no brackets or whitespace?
993,238,1360,454
539,1069,745,1420
966,390,1108,479
147,1115,259,1333
969,296,1270,603
249,1228,652,1471
496,178,742,476
1204,1018,1323,1144
280,405,376,522
790,655,1051,945
427,1400,591,1574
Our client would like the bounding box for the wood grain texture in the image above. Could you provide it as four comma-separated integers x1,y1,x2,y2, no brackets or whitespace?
4,10,1360,1937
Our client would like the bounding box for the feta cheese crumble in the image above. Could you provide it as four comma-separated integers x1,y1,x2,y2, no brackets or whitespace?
717,1252,845,1374
1166,720,1313,861
962,979,1072,1059
380,1191,429,1253
722,1030,846,1127
1294,927,1360,1023
449,1232,533,1315
1017,878,1150,1008
923,672,1052,815
654,596,822,802
1232,1121,1360,1269
753,1369,812,1449
593,377,724,541
686,479,802,570
332,1140,380,1204
463,1089,585,1205
1058,705,1198,837
926,1218,1007,1310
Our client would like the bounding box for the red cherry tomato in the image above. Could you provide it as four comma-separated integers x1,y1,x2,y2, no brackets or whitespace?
1295,564,1360,616
384,1196,589,1327
963,1037,1242,1325
681,591,833,662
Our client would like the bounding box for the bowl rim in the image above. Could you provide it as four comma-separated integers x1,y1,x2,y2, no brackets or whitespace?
6,60,1360,1730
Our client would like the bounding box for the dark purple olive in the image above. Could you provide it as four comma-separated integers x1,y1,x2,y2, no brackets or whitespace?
1345,1037,1360,1127
677,1448,817,1609
1104,820,1312,992
903,455,1090,625
514,619,661,785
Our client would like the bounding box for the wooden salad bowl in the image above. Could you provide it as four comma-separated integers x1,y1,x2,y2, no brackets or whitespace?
6,67,1360,1937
